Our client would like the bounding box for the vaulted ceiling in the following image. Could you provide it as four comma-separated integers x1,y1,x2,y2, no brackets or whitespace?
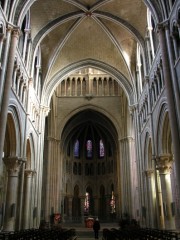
27,0,147,96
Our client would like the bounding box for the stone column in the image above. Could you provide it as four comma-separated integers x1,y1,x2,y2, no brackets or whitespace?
65,79,67,96
22,29,30,62
157,24,180,199
0,27,20,163
23,170,34,229
96,78,99,96
45,137,52,222
0,26,12,107
164,23,180,126
156,154,175,229
33,105,49,228
80,78,83,96
145,169,155,228
119,137,132,217
0,33,4,63
75,78,77,96
3,157,22,231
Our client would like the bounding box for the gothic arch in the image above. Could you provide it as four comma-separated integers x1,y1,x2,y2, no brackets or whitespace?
26,133,35,170
156,102,169,155
161,113,172,154
144,131,153,170
59,105,120,147
65,179,71,195
43,59,134,107
73,180,83,196
4,106,22,157
26,139,31,169
4,114,16,157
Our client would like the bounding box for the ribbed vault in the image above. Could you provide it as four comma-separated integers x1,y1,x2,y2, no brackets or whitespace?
61,109,118,151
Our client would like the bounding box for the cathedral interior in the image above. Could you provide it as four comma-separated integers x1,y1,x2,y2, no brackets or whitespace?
0,0,180,232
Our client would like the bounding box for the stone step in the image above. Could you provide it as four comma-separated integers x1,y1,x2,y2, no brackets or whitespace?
76,230,102,239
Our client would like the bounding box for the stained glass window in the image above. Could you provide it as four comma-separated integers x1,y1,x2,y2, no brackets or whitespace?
99,139,105,157
84,192,89,214
86,139,92,158
74,139,79,158
110,191,116,213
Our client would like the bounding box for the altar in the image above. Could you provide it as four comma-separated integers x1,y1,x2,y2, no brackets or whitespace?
85,217,94,228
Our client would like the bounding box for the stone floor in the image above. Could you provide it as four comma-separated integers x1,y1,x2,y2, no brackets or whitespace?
62,222,119,240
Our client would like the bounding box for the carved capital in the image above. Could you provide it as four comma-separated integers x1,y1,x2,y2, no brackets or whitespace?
145,169,154,178
40,105,50,116
11,27,21,39
156,154,173,174
129,104,138,115
3,157,23,176
24,169,36,177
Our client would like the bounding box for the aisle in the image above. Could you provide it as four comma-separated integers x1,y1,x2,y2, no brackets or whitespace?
75,226,101,239
62,222,119,240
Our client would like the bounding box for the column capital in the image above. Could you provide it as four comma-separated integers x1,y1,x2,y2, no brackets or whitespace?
145,75,149,83
144,169,154,178
129,104,138,115
3,157,23,176
11,27,21,39
24,169,36,177
24,28,31,34
40,104,50,116
6,24,20,37
156,154,173,174
156,20,169,33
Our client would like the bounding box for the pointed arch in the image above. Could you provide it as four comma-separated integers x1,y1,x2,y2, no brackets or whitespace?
156,102,170,155
144,131,153,169
4,106,22,157
162,113,172,154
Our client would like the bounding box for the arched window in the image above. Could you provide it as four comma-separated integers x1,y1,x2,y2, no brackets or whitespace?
86,139,92,158
74,139,79,158
84,192,90,215
99,139,105,158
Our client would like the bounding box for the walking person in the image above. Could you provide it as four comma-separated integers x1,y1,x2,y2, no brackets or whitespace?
93,218,100,239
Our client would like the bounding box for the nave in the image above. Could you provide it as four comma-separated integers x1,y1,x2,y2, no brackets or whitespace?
0,0,180,234
0,222,180,239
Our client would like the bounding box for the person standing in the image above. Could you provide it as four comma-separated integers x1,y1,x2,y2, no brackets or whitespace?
93,218,100,239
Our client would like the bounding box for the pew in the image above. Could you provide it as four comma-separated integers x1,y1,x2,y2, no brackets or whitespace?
0,227,77,240
102,227,180,240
